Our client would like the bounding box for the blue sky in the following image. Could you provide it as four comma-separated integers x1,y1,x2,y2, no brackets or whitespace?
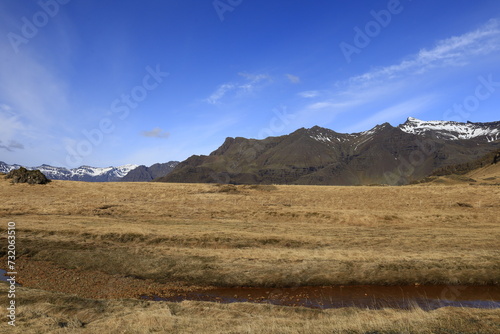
1,0,499,168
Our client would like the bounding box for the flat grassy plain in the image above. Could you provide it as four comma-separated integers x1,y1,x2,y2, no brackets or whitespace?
0,175,499,332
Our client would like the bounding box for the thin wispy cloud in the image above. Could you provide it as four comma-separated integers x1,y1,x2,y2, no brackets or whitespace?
298,83,401,117
205,83,236,105
347,19,500,87
308,102,336,110
286,74,300,84
205,73,272,105
0,103,14,114
308,100,363,110
343,96,437,133
0,139,24,152
238,72,270,82
0,46,70,126
0,104,25,141
289,19,500,131
141,127,170,138
0,32,71,158
298,91,320,98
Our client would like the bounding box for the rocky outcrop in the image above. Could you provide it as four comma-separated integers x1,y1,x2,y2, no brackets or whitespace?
5,167,51,184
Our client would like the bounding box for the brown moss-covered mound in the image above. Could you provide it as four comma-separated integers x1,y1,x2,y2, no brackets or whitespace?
5,167,51,184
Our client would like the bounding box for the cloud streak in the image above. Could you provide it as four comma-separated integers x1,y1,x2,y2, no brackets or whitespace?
343,96,437,133
0,139,24,152
298,90,320,98
347,19,500,87
286,74,300,83
289,19,500,131
0,104,25,142
205,72,272,105
205,83,235,105
141,127,170,138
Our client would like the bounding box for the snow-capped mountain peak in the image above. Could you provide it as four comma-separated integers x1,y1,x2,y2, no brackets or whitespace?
0,162,139,182
398,117,500,142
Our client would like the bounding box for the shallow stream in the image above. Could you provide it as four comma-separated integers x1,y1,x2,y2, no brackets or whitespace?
144,285,500,310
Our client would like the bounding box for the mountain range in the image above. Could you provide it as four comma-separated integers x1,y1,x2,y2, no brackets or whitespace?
2,118,499,185
0,162,179,182
156,117,500,186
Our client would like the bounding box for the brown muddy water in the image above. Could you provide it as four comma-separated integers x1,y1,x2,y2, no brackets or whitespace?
0,269,10,282
143,285,500,310
0,269,20,286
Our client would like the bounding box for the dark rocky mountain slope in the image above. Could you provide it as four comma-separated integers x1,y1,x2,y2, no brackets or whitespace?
121,162,179,182
156,118,500,186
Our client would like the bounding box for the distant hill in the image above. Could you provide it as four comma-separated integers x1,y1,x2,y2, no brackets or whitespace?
466,158,500,184
431,149,500,176
121,162,179,182
156,118,500,186
413,148,500,185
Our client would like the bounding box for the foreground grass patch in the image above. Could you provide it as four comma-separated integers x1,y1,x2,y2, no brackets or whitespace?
1,284,499,334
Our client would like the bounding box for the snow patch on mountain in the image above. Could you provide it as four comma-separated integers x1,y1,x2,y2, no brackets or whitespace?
310,134,334,143
399,117,500,141
308,123,391,148
307,127,355,145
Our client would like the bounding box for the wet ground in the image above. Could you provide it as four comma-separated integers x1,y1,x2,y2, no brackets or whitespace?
0,268,21,286
0,259,193,300
0,269,9,282
2,261,499,310
144,285,500,310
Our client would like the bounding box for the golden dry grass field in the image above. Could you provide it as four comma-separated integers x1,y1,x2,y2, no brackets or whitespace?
0,175,499,333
